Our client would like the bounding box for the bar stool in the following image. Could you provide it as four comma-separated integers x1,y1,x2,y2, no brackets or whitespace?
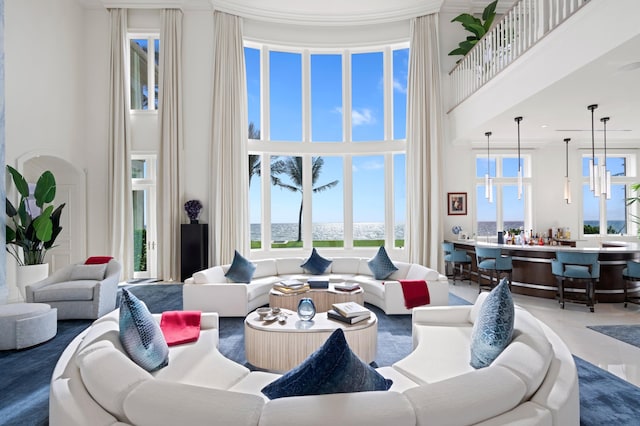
622,260,640,308
551,251,599,312
442,242,472,284
474,247,512,293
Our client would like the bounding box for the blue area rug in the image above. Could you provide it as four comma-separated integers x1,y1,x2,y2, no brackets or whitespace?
587,324,640,349
1,284,640,425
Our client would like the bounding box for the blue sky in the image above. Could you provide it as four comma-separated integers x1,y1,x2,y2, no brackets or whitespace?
245,47,408,225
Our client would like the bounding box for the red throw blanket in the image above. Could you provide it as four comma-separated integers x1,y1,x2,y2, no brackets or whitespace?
160,311,202,346
398,280,430,309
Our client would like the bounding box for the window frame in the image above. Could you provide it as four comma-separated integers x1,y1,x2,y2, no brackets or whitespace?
128,33,159,112
246,42,409,255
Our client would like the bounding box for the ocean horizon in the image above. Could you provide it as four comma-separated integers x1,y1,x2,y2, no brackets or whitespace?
251,222,405,241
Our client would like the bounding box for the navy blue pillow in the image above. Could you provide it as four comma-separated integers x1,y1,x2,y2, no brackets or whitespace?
225,250,257,283
470,278,515,369
119,289,169,372
300,248,332,275
367,246,398,280
261,328,392,399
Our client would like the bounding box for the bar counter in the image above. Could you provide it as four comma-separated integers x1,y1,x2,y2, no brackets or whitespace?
452,240,640,303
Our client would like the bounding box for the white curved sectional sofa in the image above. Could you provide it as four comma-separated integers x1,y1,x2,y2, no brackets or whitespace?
49,292,579,425
183,257,450,316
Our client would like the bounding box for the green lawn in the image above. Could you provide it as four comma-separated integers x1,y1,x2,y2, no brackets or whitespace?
250,240,404,249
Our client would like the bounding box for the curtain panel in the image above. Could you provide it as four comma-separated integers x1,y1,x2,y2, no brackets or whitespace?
107,8,133,280
209,11,250,265
406,14,445,270
158,9,184,281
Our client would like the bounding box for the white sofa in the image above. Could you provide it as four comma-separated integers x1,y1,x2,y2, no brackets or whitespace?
49,293,579,426
183,257,449,316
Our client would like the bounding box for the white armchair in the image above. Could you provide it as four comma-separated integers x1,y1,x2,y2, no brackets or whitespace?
25,259,121,319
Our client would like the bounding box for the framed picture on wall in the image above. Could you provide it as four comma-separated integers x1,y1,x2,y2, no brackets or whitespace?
447,192,467,215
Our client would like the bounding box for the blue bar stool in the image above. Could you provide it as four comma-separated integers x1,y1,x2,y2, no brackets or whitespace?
442,242,472,284
474,247,512,293
622,260,640,308
551,251,599,312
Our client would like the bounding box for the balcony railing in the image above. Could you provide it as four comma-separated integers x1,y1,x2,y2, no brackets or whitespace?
448,0,590,110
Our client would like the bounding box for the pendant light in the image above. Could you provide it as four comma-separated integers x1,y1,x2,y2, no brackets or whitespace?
514,116,523,199
587,104,598,194
563,138,572,204
485,131,493,203
600,116,611,199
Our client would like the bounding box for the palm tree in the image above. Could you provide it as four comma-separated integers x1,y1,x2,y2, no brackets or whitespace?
272,156,339,242
248,122,286,187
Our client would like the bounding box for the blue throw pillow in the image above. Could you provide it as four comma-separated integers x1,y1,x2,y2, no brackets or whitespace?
367,246,398,280
224,250,257,283
119,289,169,372
469,278,514,369
261,328,391,399
300,248,332,275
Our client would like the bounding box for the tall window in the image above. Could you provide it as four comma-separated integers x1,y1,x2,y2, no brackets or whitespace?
245,44,409,252
129,34,159,111
475,154,530,238
582,154,637,236
132,155,157,278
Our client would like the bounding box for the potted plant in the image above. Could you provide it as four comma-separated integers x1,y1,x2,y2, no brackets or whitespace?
5,165,65,296
627,183,640,237
448,0,498,61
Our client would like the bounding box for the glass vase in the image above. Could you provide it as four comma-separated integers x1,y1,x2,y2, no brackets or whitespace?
297,298,316,321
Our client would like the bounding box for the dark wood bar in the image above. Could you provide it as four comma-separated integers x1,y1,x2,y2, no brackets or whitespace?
452,240,640,303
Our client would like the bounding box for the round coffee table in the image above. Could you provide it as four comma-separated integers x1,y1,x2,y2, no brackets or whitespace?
244,309,377,372
269,283,364,313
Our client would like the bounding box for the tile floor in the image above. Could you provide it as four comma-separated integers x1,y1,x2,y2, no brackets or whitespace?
448,279,640,388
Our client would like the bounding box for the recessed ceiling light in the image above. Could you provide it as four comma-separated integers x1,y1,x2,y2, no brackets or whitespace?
618,62,640,72
541,124,548,128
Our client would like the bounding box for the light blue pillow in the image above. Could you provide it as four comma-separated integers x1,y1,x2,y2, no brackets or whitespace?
119,289,169,372
470,278,514,369
261,328,392,399
367,246,398,280
300,248,332,275
224,250,257,283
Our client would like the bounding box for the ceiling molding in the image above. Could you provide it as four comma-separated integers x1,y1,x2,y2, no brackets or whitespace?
210,0,444,26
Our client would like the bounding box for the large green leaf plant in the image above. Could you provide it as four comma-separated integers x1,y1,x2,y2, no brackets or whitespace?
449,0,498,60
627,183,640,238
5,165,66,265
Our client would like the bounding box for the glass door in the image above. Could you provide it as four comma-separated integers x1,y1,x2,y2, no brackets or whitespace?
132,156,157,279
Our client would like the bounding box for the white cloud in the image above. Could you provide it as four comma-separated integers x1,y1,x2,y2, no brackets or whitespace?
353,159,384,173
352,108,374,126
393,78,407,94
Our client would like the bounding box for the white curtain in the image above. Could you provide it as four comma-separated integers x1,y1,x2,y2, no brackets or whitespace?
406,14,444,270
157,9,183,281
107,9,133,279
209,11,249,265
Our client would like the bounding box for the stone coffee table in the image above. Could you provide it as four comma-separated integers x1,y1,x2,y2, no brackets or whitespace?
244,308,377,372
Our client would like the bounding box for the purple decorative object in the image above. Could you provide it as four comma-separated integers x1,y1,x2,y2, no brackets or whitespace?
184,199,203,223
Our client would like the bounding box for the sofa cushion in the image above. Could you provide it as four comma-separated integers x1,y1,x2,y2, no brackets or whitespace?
70,264,107,281
225,250,257,283
404,263,441,281
368,247,399,280
276,258,306,275
253,259,278,279
119,289,169,372
192,266,226,284
300,248,332,275
33,280,96,302
329,257,362,274
470,278,515,369
261,328,392,399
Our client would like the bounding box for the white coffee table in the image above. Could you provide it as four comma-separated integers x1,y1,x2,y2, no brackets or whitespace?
244,309,377,372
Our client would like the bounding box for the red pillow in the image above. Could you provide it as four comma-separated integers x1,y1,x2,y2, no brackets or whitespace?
85,256,113,265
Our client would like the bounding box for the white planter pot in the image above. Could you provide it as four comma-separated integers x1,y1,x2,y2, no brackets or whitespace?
17,263,49,300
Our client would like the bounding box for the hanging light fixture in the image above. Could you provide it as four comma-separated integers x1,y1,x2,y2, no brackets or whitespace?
485,131,493,203
587,104,598,195
514,116,523,199
600,116,611,199
563,138,572,204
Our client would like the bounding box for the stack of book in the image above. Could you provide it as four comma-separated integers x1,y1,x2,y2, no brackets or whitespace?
327,302,371,324
332,282,361,292
272,279,310,294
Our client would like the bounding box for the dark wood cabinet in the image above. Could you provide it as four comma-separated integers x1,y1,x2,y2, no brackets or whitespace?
181,224,208,282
